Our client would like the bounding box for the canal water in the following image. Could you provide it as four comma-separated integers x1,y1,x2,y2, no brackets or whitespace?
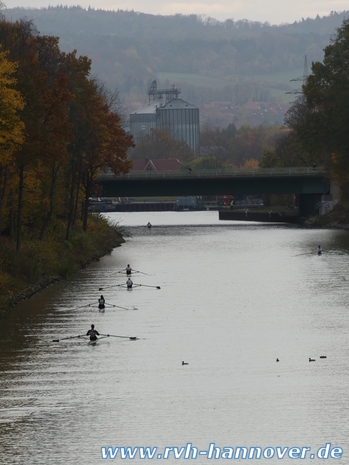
1,211,349,464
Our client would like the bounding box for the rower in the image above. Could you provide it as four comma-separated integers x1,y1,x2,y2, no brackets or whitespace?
125,264,132,276
126,277,133,289
86,324,99,341
98,295,105,310
317,245,322,255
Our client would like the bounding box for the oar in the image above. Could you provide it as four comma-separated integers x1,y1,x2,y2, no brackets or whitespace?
117,268,141,274
117,269,149,275
100,333,137,341
52,334,85,342
104,303,133,311
136,284,161,289
98,285,120,291
294,252,316,257
115,304,139,310
99,283,136,291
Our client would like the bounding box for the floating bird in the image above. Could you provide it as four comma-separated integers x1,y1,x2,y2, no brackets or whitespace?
276,358,279,362
320,355,327,359
182,361,189,365
309,358,316,362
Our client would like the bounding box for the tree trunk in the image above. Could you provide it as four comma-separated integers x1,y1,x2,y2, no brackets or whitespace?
16,164,24,251
82,189,89,232
65,166,76,241
0,164,8,236
72,168,81,227
83,172,92,232
40,163,59,240
9,189,14,241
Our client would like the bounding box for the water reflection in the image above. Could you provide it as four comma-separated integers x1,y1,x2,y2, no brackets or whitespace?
1,212,349,464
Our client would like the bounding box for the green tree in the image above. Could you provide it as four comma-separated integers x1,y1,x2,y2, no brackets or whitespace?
295,19,349,198
259,130,311,168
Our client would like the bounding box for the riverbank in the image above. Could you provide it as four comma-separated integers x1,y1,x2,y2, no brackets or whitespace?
304,202,349,230
0,215,125,318
219,209,301,223
220,202,349,229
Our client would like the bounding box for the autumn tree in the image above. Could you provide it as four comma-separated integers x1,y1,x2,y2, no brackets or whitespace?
0,46,24,235
37,71,73,240
60,51,93,239
31,36,74,240
0,17,133,246
0,21,77,247
0,20,47,249
130,128,193,163
75,79,133,231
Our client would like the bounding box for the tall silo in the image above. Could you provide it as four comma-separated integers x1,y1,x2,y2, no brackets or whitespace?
130,80,200,154
156,98,200,154
129,101,158,144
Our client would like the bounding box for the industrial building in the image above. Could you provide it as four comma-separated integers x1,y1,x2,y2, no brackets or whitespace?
130,81,200,154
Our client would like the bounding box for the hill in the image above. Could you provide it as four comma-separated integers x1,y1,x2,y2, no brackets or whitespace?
2,7,349,127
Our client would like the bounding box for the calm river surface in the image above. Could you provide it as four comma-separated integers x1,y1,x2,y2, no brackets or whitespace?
1,211,349,464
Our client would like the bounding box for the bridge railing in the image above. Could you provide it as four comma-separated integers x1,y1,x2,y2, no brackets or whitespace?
98,167,327,180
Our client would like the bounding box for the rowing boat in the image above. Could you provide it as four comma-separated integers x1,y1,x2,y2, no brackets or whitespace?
89,338,98,346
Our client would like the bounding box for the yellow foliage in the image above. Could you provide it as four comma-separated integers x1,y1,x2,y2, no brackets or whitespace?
241,158,259,169
0,47,25,163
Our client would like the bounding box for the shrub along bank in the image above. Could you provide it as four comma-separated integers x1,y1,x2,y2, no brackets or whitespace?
306,202,349,230
0,215,125,318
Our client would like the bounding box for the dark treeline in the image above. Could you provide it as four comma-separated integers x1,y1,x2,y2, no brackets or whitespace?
3,7,349,126
198,124,283,169
130,124,285,170
0,16,134,253
4,6,347,40
260,19,349,203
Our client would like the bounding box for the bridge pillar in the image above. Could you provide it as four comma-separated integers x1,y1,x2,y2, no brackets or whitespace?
299,194,322,217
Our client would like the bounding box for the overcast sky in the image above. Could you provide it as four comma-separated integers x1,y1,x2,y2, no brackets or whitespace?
2,0,348,25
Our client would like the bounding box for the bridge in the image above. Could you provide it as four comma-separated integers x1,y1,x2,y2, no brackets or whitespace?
97,167,329,196
97,167,330,216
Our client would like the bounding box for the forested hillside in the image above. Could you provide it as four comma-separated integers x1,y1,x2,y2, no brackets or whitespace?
3,6,349,127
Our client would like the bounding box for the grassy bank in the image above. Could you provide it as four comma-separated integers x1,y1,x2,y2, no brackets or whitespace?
0,215,125,317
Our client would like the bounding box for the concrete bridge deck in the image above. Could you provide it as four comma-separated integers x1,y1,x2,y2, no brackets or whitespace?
97,167,329,198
